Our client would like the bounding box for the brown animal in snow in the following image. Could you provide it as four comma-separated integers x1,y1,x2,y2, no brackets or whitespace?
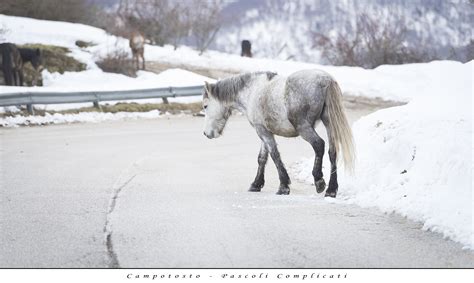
129,31,145,70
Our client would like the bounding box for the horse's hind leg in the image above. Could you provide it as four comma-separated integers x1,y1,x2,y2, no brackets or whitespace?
321,113,338,197
249,142,268,192
18,69,24,86
13,69,19,86
3,68,12,85
297,123,326,194
255,125,290,195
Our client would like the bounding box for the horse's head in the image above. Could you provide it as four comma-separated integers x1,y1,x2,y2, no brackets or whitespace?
202,81,232,139
31,49,43,71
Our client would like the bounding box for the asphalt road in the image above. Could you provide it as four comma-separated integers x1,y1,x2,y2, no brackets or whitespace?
1,109,473,268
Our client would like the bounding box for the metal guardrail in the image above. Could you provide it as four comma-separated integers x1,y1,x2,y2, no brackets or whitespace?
0,85,204,114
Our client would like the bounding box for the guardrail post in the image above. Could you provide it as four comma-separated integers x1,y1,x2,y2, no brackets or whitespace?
26,104,35,115
93,101,101,110
93,92,102,111
162,97,169,104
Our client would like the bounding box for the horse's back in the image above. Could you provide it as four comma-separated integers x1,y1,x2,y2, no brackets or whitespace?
285,69,334,127
130,33,145,50
287,69,333,93
0,43,21,67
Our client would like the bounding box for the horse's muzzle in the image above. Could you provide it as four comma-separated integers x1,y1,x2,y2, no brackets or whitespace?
203,130,220,139
204,131,213,139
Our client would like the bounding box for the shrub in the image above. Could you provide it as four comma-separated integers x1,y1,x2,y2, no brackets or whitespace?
314,12,436,68
114,0,223,53
75,40,96,49
96,49,137,77
0,0,98,25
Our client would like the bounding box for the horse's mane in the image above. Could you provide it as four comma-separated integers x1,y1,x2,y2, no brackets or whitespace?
212,71,277,103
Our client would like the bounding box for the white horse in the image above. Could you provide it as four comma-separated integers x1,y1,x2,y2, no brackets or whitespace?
202,70,355,198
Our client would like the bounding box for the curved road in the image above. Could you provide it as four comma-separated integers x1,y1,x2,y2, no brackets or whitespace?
1,106,473,267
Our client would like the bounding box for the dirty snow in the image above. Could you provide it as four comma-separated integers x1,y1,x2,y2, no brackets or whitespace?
0,110,162,127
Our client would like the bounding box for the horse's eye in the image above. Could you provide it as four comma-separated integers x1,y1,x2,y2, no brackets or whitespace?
203,105,208,110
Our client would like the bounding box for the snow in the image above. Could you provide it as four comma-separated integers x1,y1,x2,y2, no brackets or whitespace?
291,60,473,249
0,14,214,104
0,14,472,252
215,0,473,62
0,110,162,127
1,14,465,103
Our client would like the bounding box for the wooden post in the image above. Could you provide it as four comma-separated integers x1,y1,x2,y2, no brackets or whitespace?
26,104,35,115
241,40,252,57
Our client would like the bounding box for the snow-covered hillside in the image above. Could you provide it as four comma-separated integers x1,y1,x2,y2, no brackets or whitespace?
216,0,474,62
0,15,471,119
0,14,214,106
2,13,468,104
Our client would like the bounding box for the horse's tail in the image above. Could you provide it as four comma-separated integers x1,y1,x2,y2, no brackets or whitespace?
325,80,355,173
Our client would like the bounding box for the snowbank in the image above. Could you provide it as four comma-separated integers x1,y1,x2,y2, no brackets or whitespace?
0,110,162,127
40,67,211,93
0,68,211,113
143,45,461,102
291,61,473,249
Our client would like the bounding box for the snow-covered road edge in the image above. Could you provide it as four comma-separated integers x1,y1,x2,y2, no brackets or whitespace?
0,110,163,127
291,60,473,250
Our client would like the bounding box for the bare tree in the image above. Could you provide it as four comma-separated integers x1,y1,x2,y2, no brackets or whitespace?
314,11,434,68
166,4,192,50
189,0,223,55
0,0,98,25
115,0,191,47
113,0,222,54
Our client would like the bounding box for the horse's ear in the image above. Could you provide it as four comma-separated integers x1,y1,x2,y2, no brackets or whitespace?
204,81,211,97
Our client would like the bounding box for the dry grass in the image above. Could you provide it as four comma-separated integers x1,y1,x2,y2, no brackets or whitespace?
20,44,87,74
96,49,137,77
17,43,87,86
0,102,203,117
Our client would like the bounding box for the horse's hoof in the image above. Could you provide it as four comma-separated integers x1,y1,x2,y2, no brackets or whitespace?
324,190,337,198
248,185,262,192
276,186,290,195
315,179,326,194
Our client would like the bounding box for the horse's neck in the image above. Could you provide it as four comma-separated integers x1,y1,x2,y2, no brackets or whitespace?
21,53,32,63
234,76,267,113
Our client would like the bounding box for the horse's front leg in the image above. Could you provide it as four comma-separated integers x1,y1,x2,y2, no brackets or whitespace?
249,142,268,192
255,126,291,195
